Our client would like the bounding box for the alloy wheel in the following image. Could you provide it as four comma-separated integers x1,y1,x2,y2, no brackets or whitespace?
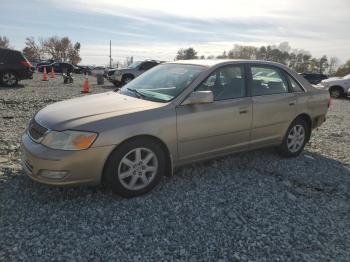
330,89,340,98
3,73,16,86
117,147,158,191
287,124,305,153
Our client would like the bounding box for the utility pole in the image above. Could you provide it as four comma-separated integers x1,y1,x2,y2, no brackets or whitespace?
109,40,112,68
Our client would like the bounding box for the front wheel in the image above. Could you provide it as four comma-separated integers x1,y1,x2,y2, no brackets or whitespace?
279,118,309,157
1,72,18,87
104,138,166,197
122,75,134,85
329,87,343,98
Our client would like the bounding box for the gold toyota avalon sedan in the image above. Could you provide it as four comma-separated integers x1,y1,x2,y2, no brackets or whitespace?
21,60,330,197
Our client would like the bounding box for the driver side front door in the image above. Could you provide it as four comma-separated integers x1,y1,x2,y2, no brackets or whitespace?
176,64,252,163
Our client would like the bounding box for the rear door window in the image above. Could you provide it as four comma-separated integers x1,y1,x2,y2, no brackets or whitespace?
251,66,288,96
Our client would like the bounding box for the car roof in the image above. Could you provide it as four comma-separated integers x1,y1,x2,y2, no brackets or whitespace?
167,59,286,68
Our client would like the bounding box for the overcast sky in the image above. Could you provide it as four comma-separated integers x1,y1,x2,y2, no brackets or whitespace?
1,0,349,65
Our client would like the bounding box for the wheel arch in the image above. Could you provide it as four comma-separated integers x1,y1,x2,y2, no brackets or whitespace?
101,134,173,185
329,85,344,94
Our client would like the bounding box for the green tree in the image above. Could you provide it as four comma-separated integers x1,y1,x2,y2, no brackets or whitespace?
334,60,350,76
175,47,198,60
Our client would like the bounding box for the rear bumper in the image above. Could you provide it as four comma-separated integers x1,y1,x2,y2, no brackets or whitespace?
17,69,33,80
21,132,114,186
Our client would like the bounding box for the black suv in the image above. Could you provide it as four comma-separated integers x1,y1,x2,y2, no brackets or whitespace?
300,73,328,85
0,48,34,87
38,62,78,74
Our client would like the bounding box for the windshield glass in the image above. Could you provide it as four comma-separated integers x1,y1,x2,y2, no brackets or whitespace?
128,61,142,69
119,64,206,102
344,74,350,79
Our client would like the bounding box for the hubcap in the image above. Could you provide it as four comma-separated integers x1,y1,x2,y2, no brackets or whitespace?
330,89,340,98
3,73,16,85
118,147,158,191
287,124,305,153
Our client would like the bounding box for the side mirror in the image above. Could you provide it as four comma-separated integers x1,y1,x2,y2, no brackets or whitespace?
182,91,214,105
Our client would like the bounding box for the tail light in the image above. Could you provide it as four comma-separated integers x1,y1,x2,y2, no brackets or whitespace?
327,96,332,108
20,60,32,68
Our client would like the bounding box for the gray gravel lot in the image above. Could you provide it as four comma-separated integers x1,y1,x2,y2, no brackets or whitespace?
1,73,350,261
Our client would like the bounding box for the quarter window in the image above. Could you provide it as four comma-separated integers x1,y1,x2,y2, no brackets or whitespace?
251,67,288,96
287,75,304,92
196,65,246,100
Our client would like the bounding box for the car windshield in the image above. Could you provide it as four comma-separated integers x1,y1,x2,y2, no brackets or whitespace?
128,61,142,69
119,64,206,102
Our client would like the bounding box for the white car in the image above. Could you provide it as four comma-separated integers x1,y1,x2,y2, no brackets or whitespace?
109,60,161,87
319,74,350,98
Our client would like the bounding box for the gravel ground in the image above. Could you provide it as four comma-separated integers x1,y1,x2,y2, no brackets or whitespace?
1,73,350,261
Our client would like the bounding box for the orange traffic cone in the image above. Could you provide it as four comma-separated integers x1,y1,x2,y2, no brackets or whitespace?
50,67,55,78
42,67,48,81
81,75,91,93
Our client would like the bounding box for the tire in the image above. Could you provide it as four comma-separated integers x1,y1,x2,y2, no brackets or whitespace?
122,75,134,85
1,72,18,87
104,138,166,197
279,118,309,157
329,86,343,99
112,81,123,87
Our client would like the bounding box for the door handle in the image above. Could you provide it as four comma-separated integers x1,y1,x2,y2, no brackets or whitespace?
239,109,248,114
289,101,296,106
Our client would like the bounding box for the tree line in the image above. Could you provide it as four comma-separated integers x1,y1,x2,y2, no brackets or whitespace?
0,35,81,64
176,43,349,76
1,35,349,76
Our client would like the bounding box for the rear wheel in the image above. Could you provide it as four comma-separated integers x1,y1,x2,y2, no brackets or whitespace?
329,86,343,98
104,138,166,197
1,72,18,87
279,118,309,157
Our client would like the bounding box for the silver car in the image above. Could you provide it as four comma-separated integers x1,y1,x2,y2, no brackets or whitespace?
21,60,330,197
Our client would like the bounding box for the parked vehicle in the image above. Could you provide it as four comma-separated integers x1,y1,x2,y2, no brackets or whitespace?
74,65,93,75
300,73,328,85
36,59,55,69
21,60,330,197
104,68,116,79
109,60,161,86
38,62,78,74
91,66,105,76
0,48,34,87
317,74,350,98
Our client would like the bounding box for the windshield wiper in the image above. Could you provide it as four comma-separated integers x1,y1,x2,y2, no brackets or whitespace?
127,88,145,99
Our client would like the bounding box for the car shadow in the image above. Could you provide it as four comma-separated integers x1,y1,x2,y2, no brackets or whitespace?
0,84,25,89
1,147,349,205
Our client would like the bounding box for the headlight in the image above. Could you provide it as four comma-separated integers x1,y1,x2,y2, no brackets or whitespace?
41,130,97,150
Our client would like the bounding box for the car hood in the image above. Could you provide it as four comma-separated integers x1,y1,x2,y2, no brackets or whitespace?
35,92,165,130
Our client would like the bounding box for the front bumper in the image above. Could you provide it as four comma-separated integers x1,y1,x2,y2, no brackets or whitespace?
21,132,114,186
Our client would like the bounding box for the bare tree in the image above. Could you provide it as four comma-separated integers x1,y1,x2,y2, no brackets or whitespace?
22,37,44,62
328,57,339,75
42,36,81,64
0,36,10,48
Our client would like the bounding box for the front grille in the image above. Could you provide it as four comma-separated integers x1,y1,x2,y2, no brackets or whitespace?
28,119,48,142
